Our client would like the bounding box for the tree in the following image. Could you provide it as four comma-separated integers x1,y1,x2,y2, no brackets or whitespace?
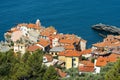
11,62,30,80
26,50,44,79
0,49,18,79
43,66,59,80
22,51,30,63
105,59,120,80
91,57,95,63
0,49,60,80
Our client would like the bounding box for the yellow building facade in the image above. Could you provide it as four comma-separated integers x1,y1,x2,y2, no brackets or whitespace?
58,50,82,69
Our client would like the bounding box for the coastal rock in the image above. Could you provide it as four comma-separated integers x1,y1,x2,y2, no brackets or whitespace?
92,23,120,34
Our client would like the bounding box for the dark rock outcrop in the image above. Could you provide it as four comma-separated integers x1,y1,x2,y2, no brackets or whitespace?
92,23,120,35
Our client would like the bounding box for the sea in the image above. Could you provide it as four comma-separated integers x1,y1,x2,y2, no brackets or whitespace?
0,0,120,48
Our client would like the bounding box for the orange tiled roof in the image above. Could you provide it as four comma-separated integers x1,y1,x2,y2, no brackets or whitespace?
114,35,120,39
65,45,75,50
40,31,51,37
96,57,107,67
80,60,94,67
80,49,92,55
27,45,42,52
58,50,82,57
44,54,53,62
59,34,84,45
40,27,57,37
96,54,118,67
107,53,118,62
112,42,120,47
93,42,111,47
58,51,65,56
93,35,120,48
64,34,81,41
8,28,19,33
79,66,94,72
17,23,28,27
50,34,64,39
37,38,50,47
27,23,40,29
59,39,75,44
45,27,57,33
79,60,94,72
64,34,75,38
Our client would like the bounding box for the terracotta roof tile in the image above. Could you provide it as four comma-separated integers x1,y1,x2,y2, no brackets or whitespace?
79,66,94,72
40,31,50,37
17,23,28,27
93,35,120,48
96,57,107,67
107,54,118,62
27,23,40,29
79,60,94,72
59,39,75,44
93,42,111,47
65,45,75,50
80,61,94,67
96,54,118,67
50,34,64,39
11,28,19,32
58,51,65,56
27,45,42,52
58,50,82,57
80,49,92,55
40,27,57,37
44,54,53,62
37,39,50,47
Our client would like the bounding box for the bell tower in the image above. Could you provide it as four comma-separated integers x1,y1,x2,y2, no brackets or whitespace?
36,19,41,27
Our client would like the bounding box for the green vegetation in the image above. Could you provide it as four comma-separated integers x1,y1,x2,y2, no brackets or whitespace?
62,62,115,80
43,66,58,80
91,57,95,63
82,56,88,60
105,59,120,80
0,49,59,80
1,49,120,80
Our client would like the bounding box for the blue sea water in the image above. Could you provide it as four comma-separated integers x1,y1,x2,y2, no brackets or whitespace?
0,0,120,47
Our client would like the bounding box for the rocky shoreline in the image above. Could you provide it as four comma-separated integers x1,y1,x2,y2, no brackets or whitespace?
92,23,120,35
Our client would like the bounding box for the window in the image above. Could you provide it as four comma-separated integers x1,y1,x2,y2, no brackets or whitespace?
73,63,76,66
72,57,76,61
51,52,53,55
55,52,57,55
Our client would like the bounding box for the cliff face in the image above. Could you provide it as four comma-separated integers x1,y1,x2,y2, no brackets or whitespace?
92,23,120,34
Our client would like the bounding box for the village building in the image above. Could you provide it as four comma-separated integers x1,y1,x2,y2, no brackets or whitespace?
36,38,50,52
39,26,57,40
27,45,42,53
79,61,95,75
80,49,92,59
11,30,23,42
43,54,53,63
58,50,82,69
42,54,63,67
92,35,120,56
14,43,26,55
49,46,65,56
94,53,120,73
